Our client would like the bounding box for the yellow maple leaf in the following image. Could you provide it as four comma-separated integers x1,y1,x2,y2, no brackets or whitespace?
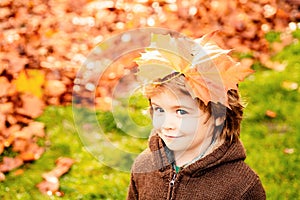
12,69,45,98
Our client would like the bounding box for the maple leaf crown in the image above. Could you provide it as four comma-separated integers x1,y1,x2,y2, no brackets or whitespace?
135,31,254,108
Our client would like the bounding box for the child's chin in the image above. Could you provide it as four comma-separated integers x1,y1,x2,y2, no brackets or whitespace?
163,140,185,152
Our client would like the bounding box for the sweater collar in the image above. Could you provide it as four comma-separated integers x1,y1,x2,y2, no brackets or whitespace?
148,133,246,177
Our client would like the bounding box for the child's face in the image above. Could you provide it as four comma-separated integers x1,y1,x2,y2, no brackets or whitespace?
151,87,215,155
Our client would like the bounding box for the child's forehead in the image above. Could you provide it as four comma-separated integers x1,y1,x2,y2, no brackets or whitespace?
150,88,198,107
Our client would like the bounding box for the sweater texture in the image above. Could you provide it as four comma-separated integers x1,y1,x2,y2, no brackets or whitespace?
127,134,266,200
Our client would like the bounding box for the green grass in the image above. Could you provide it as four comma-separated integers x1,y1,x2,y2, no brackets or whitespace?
1,29,300,199
0,106,132,199
240,29,300,199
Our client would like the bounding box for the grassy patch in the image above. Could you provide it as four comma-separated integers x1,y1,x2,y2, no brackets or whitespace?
0,106,133,199
239,29,300,199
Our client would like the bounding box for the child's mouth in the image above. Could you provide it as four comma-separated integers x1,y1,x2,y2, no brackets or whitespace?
163,134,182,139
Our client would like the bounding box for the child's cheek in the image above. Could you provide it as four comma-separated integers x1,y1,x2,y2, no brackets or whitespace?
152,115,164,129
179,118,199,134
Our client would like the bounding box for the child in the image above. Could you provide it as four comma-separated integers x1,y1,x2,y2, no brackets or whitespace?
127,32,266,199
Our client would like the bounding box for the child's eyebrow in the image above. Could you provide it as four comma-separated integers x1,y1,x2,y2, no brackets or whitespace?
151,102,194,111
150,102,160,107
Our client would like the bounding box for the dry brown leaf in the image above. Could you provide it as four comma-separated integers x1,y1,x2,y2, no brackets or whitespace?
0,113,5,131
12,138,28,152
0,77,11,97
265,110,277,118
13,129,33,140
0,62,7,75
281,81,299,91
42,157,75,180
36,179,60,195
16,94,45,118
22,121,45,138
0,143,4,155
6,53,29,75
19,143,44,161
46,97,60,105
12,114,33,124
283,148,295,154
37,157,74,195
44,80,67,97
264,60,286,71
3,134,14,148
13,169,24,176
0,157,23,172
5,114,18,125
1,124,21,138
0,102,14,114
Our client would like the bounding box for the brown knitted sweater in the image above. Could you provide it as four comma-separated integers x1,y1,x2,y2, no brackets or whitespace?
127,134,266,200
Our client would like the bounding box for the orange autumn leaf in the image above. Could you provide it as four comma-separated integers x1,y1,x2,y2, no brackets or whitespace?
0,157,23,173
37,157,74,195
135,32,254,107
16,93,45,118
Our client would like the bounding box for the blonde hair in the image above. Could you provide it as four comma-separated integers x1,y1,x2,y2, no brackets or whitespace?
145,73,244,143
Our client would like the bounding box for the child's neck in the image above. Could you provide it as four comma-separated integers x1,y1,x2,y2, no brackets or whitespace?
174,136,222,167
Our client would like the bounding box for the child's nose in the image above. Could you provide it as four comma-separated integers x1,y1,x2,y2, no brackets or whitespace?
161,114,178,130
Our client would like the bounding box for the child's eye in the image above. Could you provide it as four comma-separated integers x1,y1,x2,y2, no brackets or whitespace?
154,107,164,113
176,109,188,115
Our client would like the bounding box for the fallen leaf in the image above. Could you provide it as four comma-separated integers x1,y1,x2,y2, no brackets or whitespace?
13,114,33,124
44,80,67,97
1,124,21,138
281,81,298,91
0,157,24,173
3,134,14,147
12,69,45,98
0,102,14,114
42,157,75,180
6,52,29,75
0,113,5,131
0,143,4,155
264,61,287,71
265,110,277,118
0,77,11,97
12,138,28,152
6,114,18,125
46,97,60,105
283,148,294,154
37,157,74,195
13,169,24,176
16,94,45,118
22,121,45,138
19,143,44,161
36,179,59,195
0,64,6,75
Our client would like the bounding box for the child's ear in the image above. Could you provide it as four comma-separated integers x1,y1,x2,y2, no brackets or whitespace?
215,116,225,126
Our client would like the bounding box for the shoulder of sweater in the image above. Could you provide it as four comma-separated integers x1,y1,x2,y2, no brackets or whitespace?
131,148,163,174
221,159,264,192
241,176,266,199
131,148,152,172
236,162,266,199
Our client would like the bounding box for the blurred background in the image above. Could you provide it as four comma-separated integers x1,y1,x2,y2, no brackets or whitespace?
0,0,299,199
